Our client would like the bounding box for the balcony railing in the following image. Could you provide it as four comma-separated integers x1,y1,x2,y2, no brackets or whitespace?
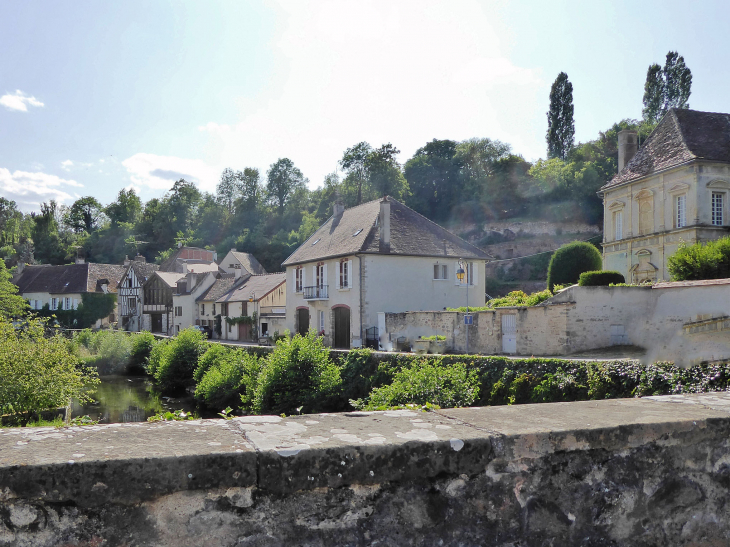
303,285,328,300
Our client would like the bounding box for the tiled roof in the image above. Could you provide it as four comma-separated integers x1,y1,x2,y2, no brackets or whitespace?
153,271,186,288
216,273,286,303
14,263,125,295
159,247,217,272
602,109,730,190
282,197,488,266
229,251,266,275
197,275,246,302
653,278,730,289
127,261,159,284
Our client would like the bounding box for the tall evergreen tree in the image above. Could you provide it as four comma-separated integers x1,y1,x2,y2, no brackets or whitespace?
546,72,575,160
663,51,692,113
642,64,664,123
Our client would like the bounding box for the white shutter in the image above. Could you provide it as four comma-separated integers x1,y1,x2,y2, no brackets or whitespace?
471,262,478,286
302,267,306,290
313,265,317,286
347,259,353,288
323,263,328,287
73,299,79,310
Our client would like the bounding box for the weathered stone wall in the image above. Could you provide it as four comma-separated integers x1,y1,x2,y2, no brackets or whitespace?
4,394,730,546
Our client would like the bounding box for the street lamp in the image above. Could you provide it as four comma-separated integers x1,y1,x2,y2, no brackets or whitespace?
456,259,470,354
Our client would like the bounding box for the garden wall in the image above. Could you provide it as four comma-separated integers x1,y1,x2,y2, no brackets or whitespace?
4,394,730,546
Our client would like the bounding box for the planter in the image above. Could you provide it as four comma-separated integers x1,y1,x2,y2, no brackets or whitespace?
412,339,430,355
429,340,446,354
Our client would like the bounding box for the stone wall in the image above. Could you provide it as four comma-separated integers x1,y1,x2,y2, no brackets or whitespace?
5,394,730,546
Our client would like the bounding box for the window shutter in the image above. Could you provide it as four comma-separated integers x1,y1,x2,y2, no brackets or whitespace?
73,299,78,310
471,262,477,286
302,267,306,289
323,263,328,287
347,259,353,288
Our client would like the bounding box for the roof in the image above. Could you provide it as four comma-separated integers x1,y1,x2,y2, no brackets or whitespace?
152,271,186,288
653,278,730,289
159,247,217,272
13,263,126,295
126,261,159,283
216,273,286,303
197,275,246,302
227,251,266,275
282,196,488,266
602,109,730,190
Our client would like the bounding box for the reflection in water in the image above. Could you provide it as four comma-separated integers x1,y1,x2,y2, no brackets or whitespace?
72,376,197,423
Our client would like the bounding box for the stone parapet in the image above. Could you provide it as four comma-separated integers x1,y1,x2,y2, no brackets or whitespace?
4,395,730,545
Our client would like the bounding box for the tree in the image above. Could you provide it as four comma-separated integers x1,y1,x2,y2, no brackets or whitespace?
668,237,730,281
404,139,461,219
642,64,664,123
0,260,28,319
546,72,575,160
216,168,241,214
546,241,602,291
67,196,105,233
340,142,373,205
105,188,142,226
266,158,307,211
364,143,409,200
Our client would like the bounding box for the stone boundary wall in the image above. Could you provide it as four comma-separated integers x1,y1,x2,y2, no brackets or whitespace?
4,394,730,545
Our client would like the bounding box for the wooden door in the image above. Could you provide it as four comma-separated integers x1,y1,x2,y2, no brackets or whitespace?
297,308,309,336
238,322,251,341
333,307,350,349
151,314,162,333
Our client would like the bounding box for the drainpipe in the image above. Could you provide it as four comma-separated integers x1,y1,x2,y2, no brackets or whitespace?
358,255,363,346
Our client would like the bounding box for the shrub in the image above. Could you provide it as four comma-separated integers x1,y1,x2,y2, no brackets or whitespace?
0,317,99,423
358,358,480,410
129,332,156,372
94,330,133,372
668,236,730,281
547,241,603,291
153,328,208,391
194,344,232,382
195,350,262,410
249,331,342,415
578,270,626,286
146,338,169,377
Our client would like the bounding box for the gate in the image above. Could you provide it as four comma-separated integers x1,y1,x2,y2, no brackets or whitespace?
501,314,517,354
333,307,350,349
297,308,309,336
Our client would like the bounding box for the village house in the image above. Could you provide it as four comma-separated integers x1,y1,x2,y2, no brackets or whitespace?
118,255,159,331
141,271,184,334
195,274,245,337
12,260,126,328
600,109,730,282
218,249,266,278
282,196,488,349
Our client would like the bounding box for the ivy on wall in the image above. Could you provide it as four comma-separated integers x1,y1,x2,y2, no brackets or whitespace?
225,312,257,326
34,293,117,329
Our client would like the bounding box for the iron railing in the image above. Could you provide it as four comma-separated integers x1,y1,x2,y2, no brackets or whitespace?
303,285,328,300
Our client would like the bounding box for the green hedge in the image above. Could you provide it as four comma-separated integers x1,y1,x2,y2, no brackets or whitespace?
578,270,626,286
668,236,730,281
547,241,603,291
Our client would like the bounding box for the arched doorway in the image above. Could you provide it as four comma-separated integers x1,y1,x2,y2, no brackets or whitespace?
333,307,350,349
297,308,309,336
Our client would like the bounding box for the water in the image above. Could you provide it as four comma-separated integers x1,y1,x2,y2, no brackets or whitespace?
71,376,199,424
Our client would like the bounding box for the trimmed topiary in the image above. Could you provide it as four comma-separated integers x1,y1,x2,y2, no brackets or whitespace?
578,270,625,286
547,241,603,291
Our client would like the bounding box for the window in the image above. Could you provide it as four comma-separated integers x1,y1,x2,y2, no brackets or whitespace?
675,195,687,228
316,262,325,287
64,297,71,310
176,325,180,333
456,262,476,286
128,278,133,288
201,303,205,315
212,304,216,315
614,210,623,240
175,306,183,316
433,264,448,280
261,322,269,336
339,259,351,288
712,192,724,226
220,303,228,316
51,298,58,310
319,310,325,333
128,298,135,310
295,266,303,292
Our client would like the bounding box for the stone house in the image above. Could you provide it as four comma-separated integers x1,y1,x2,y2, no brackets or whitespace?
13,261,126,328
599,109,730,282
170,271,219,335
215,273,286,342
195,274,245,337
118,255,159,332
282,196,488,349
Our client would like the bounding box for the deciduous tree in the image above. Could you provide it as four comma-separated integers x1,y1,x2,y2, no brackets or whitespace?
266,158,307,211
546,72,575,160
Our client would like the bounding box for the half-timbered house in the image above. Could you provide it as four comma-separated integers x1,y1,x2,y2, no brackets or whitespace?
118,255,159,331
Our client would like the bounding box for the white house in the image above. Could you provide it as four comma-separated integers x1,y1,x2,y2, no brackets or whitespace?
171,271,218,334
215,273,286,342
218,249,266,279
118,255,159,331
600,109,730,282
282,196,488,349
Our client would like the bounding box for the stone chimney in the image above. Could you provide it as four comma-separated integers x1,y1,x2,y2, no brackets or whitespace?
16,262,25,275
333,193,345,218
75,257,85,264
134,254,146,263
379,197,391,253
618,130,638,173
123,255,131,267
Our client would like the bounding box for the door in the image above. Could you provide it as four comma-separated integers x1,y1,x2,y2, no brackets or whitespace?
297,308,310,336
238,322,252,341
333,307,350,349
151,314,162,333
501,314,517,354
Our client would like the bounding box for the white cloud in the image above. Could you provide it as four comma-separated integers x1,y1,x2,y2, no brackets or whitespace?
0,168,82,212
122,153,221,192
61,160,74,171
0,90,44,112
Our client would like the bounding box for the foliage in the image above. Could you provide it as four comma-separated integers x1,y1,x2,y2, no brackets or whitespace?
35,292,117,329
225,313,257,326
153,328,208,391
130,331,157,371
195,350,262,410
578,270,626,286
642,51,692,122
0,317,99,423
547,241,603,291
355,358,479,410
448,289,553,311
147,409,195,422
642,64,664,123
546,72,575,160
66,196,105,233
420,335,446,341
248,331,342,415
266,158,307,211
0,260,28,319
667,237,730,281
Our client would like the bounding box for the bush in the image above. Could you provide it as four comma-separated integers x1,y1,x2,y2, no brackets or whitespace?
194,343,232,382
578,270,626,286
0,317,99,424
153,328,208,391
129,332,156,372
668,236,730,281
146,338,169,377
547,241,603,291
358,358,479,410
249,331,342,415
195,350,262,410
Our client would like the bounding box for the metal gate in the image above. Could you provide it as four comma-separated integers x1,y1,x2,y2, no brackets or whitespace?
501,314,517,354
297,308,309,336
333,307,350,349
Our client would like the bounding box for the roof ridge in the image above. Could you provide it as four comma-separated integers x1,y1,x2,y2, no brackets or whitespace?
668,109,696,160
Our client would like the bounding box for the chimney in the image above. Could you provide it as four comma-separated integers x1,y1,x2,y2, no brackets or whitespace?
75,257,85,264
618,130,638,173
16,262,25,275
123,255,131,266
134,254,146,263
333,193,345,218
178,241,183,248
379,197,391,253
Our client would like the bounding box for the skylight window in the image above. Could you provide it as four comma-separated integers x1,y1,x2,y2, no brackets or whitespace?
352,229,362,236
311,238,321,246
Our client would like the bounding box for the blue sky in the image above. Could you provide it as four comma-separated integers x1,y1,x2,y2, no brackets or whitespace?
2,0,729,212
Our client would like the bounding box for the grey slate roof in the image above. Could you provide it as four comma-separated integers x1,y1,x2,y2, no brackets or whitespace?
159,247,217,272
197,275,245,302
152,271,186,289
602,109,730,190
14,263,126,295
228,251,266,275
127,261,159,284
216,273,286,303
282,197,488,266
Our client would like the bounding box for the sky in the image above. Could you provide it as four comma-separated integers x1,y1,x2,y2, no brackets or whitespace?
2,0,730,213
